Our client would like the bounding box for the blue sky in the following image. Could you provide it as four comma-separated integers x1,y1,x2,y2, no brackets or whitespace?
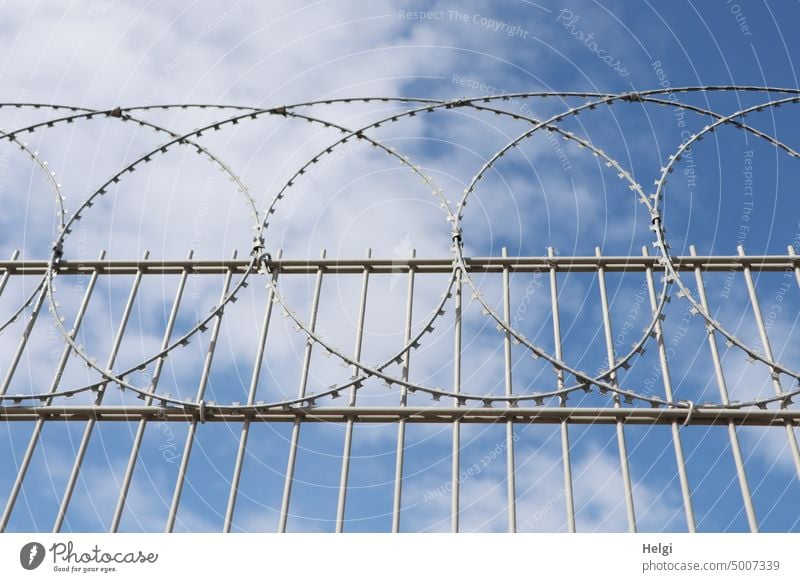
1,0,800,533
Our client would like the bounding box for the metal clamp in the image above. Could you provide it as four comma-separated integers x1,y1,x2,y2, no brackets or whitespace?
682,400,696,427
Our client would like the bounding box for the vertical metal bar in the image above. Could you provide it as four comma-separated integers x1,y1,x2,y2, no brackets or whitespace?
391,249,415,533
689,245,758,532
642,247,696,532
222,250,282,532
548,247,576,533
500,247,516,533
595,247,637,533
167,250,240,532
278,249,326,533
0,279,48,397
108,251,192,532
0,250,104,532
451,267,462,533
52,251,149,532
737,245,800,478
335,249,371,532
789,244,800,467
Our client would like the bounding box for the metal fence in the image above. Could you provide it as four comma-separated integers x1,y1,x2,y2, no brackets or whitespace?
1,90,799,532
1,250,798,533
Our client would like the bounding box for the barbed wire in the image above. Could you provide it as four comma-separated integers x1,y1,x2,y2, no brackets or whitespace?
1,87,799,415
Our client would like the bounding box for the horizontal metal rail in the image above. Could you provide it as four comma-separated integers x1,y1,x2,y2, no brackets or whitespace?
0,254,798,275
2,405,798,426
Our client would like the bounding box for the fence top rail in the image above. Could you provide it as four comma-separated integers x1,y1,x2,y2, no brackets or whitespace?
0,253,797,275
